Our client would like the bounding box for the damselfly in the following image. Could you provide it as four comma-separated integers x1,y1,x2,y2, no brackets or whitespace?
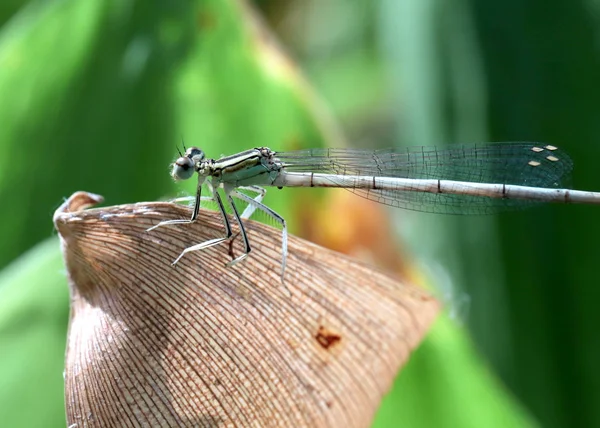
148,143,600,279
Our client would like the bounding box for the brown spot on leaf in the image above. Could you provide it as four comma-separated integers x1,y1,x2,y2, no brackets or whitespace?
315,326,342,350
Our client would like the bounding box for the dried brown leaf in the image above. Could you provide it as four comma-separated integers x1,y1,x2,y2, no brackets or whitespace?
54,191,439,428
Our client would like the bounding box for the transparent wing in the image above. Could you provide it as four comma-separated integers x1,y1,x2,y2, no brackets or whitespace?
275,143,573,214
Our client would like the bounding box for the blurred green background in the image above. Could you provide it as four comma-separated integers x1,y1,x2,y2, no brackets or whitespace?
1,0,599,427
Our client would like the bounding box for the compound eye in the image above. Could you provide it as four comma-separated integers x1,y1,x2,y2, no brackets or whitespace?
171,156,195,181
185,147,205,162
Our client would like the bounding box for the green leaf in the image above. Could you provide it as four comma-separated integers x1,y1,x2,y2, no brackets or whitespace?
0,239,67,427
374,316,538,427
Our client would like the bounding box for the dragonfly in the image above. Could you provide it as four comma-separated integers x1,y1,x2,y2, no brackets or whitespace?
147,143,600,280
